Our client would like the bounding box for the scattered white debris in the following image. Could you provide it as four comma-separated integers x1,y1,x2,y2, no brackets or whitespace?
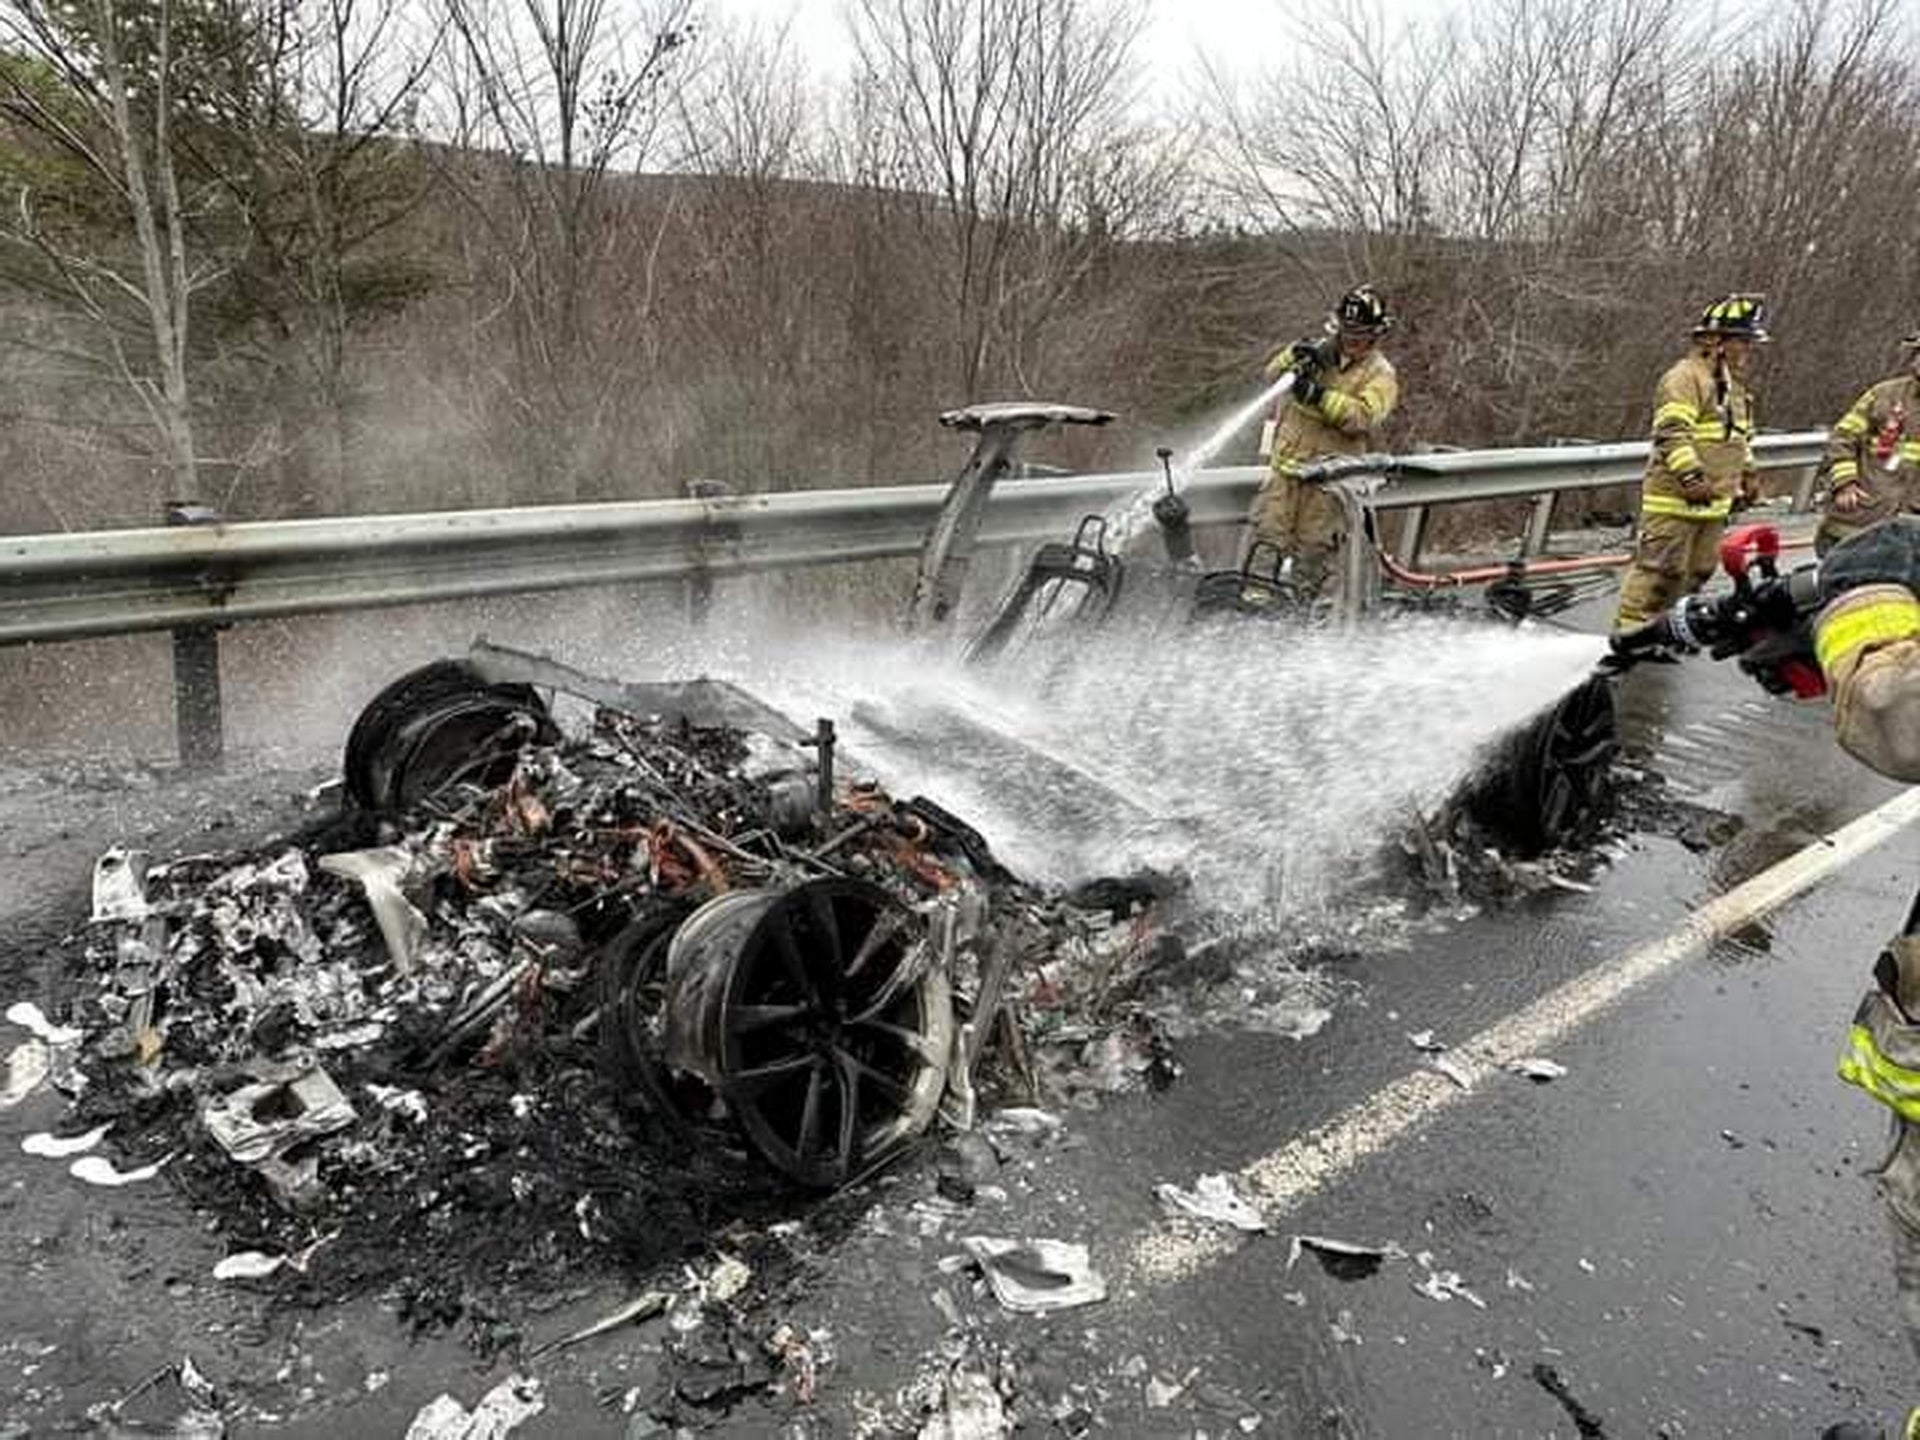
707,1255,753,1303
1406,1030,1446,1052
1145,1375,1184,1408
960,1236,1107,1313
1430,1054,1475,1088
365,1084,429,1125
1577,1257,1596,1275
1505,1267,1535,1293
318,847,427,972
1329,1309,1362,1345
5,1002,82,1047
918,1365,1007,1439
987,1107,1062,1135
404,1375,544,1440
21,1123,110,1159
1412,1266,1487,1309
1287,1234,1401,1275
213,1251,287,1282
90,847,151,923
0,1041,49,1108
70,1153,169,1187
179,1355,216,1408
1506,1057,1568,1082
528,1291,668,1357
1155,1173,1266,1232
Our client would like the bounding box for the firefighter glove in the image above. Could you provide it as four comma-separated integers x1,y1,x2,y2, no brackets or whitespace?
1821,517,1920,602
1292,371,1325,406
1677,470,1714,505
1287,339,1326,378
1736,621,1823,698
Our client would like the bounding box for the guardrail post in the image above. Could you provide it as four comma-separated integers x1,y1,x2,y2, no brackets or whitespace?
1333,478,1384,627
684,479,731,627
1394,506,1428,566
1523,493,1557,556
165,501,224,769
1790,463,1819,514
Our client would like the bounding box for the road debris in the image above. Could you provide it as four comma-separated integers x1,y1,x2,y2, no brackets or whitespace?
212,1250,287,1281
1155,1172,1267,1232
21,1122,111,1157
1,1041,51,1107
1411,1256,1488,1308
1287,1234,1403,1281
1506,1057,1568,1082
7,1000,83,1045
1406,1029,1446,1052
1430,1054,1476,1088
918,1364,1009,1439
1531,1362,1606,1437
404,1374,545,1440
70,1152,169,1186
90,846,150,923
958,1236,1108,1313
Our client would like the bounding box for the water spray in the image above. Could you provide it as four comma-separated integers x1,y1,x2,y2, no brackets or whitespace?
1104,370,1297,552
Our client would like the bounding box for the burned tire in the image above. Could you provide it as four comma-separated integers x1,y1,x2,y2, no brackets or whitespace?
598,905,701,1135
1465,676,1618,855
343,659,557,811
660,880,952,1188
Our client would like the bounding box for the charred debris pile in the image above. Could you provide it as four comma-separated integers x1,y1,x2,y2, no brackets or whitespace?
29,645,1223,1307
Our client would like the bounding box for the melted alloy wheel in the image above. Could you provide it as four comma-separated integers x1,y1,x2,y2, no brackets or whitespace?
1531,675,1620,846
663,880,952,1188
1480,674,1619,854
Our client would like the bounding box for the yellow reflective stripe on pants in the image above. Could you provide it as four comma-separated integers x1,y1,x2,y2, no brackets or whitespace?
1641,493,1731,519
1816,596,1920,674
1839,1023,1920,1122
1663,445,1701,474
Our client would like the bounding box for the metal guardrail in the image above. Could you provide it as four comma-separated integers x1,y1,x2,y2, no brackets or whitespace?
0,427,1831,761
0,431,1829,646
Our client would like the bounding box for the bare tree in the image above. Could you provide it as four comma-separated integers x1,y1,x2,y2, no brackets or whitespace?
431,0,693,498
0,0,224,505
842,0,1172,400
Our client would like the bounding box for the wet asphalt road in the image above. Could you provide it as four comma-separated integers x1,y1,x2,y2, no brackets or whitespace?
2,631,1918,1436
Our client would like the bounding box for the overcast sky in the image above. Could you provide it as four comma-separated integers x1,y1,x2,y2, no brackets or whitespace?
698,0,1469,94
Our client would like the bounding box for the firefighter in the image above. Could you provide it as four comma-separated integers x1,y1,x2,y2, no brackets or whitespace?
1612,295,1768,631
1246,284,1398,597
1815,331,1920,558
1696,519,1920,1435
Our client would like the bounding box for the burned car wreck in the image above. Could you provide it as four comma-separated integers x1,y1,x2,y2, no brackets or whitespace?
14,403,1624,1332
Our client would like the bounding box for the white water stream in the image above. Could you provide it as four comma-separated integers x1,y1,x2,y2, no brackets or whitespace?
645,607,1606,917
1102,371,1296,555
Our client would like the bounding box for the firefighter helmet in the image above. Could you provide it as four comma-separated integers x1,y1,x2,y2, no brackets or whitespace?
1334,284,1394,336
1692,293,1770,342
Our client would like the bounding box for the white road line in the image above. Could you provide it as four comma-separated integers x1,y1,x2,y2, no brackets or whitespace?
1126,784,1920,1290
